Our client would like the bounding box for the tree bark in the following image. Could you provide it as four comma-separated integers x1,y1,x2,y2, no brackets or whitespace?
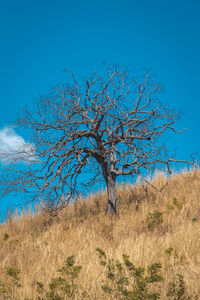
106,175,118,214
99,156,118,215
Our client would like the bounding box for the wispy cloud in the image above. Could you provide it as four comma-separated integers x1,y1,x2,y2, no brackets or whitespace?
0,127,35,163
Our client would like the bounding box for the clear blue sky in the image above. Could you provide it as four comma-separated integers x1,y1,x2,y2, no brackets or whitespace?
0,0,200,219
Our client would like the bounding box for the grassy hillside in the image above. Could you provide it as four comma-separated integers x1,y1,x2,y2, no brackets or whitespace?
0,169,200,299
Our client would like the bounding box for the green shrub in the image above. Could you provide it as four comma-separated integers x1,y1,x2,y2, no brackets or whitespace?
6,266,21,287
167,273,191,300
0,280,8,297
96,248,163,299
0,266,22,299
173,198,183,210
165,247,178,259
3,233,9,241
167,198,183,211
146,211,163,231
36,255,82,300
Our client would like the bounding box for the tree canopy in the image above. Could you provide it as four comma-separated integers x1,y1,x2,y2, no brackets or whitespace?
0,66,188,214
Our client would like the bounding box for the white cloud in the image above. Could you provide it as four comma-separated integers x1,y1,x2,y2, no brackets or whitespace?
0,127,35,163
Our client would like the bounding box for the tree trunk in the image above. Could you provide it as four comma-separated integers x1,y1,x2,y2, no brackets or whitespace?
106,175,118,214
99,157,118,215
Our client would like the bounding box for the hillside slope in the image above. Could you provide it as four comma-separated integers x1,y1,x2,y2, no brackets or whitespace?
0,169,200,299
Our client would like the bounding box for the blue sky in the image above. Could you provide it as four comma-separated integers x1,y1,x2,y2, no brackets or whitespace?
0,0,200,219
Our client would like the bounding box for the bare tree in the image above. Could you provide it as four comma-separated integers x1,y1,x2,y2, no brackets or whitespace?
0,66,188,214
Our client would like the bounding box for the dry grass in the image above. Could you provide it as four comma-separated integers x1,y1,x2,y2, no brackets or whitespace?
0,169,200,299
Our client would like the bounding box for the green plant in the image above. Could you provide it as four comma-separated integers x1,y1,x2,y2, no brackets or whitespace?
173,198,183,209
0,266,22,299
3,233,9,241
146,211,163,231
96,248,163,299
6,266,21,287
36,281,44,294
167,198,183,211
167,274,191,300
165,247,178,259
191,217,198,222
36,255,82,300
0,280,8,297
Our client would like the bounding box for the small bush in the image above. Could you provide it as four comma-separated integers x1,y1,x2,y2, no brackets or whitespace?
0,266,22,299
173,198,183,210
146,211,163,231
6,266,21,287
0,280,8,297
167,198,183,211
167,273,191,300
96,248,163,299
36,255,82,299
3,233,9,241
165,247,178,259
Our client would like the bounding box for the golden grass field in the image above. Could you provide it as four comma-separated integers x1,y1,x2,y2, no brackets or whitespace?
0,169,200,299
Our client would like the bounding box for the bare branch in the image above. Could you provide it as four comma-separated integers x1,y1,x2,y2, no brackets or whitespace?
0,65,191,214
